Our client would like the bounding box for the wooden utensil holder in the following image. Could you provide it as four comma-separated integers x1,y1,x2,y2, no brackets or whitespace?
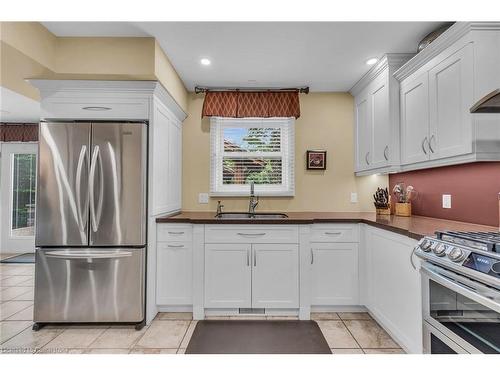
395,203,411,217
376,207,391,215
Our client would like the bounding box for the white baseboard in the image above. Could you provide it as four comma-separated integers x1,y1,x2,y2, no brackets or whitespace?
311,305,367,313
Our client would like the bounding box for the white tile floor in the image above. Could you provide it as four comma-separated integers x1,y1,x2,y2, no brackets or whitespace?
1,261,405,354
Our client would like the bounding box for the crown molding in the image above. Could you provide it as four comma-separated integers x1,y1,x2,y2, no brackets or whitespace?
350,53,415,96
27,79,187,121
393,22,500,81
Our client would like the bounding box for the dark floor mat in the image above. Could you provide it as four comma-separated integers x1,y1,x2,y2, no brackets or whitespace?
0,253,35,264
185,320,331,354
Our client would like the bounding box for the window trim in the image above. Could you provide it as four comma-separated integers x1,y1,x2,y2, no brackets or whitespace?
210,117,295,197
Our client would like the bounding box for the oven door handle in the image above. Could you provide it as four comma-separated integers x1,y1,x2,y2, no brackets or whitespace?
421,264,500,313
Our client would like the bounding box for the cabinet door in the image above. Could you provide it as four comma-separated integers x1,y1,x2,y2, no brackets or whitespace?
354,92,372,171
370,73,391,168
167,118,182,211
365,227,422,353
204,244,251,308
401,72,430,165
156,242,192,305
429,43,473,160
311,243,359,305
252,244,299,308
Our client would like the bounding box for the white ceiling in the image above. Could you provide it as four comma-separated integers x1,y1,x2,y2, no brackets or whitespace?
0,87,40,123
44,22,444,92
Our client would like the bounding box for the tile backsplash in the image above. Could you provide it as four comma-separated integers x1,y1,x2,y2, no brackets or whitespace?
389,162,500,227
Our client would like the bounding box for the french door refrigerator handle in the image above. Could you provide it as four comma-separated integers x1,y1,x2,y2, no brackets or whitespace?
45,250,133,259
89,145,104,232
75,145,89,233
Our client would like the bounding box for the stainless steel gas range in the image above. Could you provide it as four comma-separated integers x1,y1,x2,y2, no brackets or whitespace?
414,231,500,354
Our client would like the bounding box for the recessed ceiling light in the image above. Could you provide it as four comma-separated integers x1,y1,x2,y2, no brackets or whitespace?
200,58,211,66
366,57,378,66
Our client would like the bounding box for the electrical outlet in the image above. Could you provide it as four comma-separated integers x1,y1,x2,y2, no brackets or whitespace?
350,192,358,203
198,193,209,204
442,194,452,209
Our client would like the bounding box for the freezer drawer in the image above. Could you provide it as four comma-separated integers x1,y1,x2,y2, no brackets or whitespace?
34,247,145,323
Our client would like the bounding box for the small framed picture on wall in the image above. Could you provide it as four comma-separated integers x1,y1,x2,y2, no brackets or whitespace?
306,150,327,170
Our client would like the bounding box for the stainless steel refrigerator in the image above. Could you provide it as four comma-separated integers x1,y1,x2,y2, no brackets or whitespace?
34,121,147,328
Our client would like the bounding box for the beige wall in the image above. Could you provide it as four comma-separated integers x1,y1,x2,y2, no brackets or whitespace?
154,41,188,112
182,92,388,212
0,22,188,112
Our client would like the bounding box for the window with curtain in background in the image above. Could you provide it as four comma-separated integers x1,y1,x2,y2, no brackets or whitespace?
11,153,37,237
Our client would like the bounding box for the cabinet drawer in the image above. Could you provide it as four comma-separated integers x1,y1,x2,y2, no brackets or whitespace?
204,225,299,244
311,224,359,243
157,224,193,242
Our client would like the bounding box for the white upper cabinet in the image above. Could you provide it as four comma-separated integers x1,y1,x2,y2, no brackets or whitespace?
370,74,391,168
351,54,414,175
354,93,371,171
428,43,473,160
400,72,430,164
395,22,500,171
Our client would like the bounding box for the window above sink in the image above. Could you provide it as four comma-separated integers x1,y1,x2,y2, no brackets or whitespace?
209,117,295,197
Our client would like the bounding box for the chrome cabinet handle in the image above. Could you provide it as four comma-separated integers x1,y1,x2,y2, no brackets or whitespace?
237,232,266,237
311,249,314,264
365,151,370,165
75,145,88,234
254,249,257,267
421,137,428,155
167,244,185,248
383,145,389,161
429,135,435,153
325,231,342,235
168,231,185,235
82,106,111,111
247,249,250,266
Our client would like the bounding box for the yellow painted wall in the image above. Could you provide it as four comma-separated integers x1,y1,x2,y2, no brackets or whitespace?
154,41,188,112
182,92,388,212
0,22,57,70
0,22,188,112
55,37,156,77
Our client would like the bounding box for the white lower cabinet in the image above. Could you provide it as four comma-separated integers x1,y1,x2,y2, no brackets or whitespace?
156,241,192,305
311,243,359,305
204,243,299,309
204,244,252,308
363,226,422,353
252,244,299,308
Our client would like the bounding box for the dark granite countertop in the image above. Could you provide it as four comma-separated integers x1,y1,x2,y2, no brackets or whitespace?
156,211,498,240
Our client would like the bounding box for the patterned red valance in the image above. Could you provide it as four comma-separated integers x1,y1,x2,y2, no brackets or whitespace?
0,123,39,142
202,91,300,118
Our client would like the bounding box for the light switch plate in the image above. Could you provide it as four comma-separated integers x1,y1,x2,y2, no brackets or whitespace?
198,193,209,204
442,194,452,209
350,192,358,203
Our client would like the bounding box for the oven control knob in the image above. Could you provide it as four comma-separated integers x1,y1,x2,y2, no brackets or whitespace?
491,262,500,274
448,247,465,262
433,243,447,256
420,240,432,252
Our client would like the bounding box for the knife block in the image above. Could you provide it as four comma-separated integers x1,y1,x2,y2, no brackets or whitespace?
395,203,411,217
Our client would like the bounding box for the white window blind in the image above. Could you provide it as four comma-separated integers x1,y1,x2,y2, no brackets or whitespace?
210,117,295,196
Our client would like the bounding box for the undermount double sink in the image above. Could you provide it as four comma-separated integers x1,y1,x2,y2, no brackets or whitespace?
214,212,289,219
